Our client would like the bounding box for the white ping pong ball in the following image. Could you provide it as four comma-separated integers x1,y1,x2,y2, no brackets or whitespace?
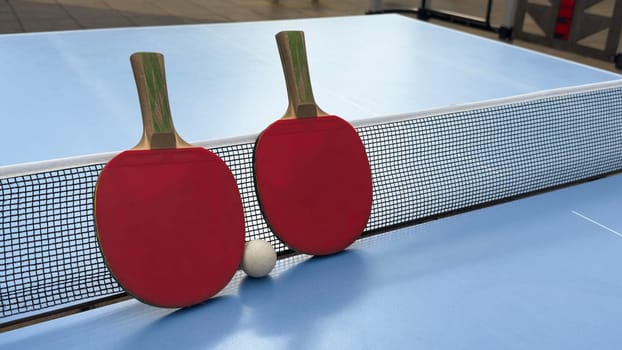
241,239,277,278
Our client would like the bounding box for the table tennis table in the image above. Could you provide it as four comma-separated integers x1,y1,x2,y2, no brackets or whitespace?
1,14,622,349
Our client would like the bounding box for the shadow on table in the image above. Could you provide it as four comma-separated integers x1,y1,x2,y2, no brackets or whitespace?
119,295,243,350
239,249,368,349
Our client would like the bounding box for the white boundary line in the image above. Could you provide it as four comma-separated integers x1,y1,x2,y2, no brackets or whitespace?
571,210,622,238
0,134,258,179
351,79,622,128
1,79,621,180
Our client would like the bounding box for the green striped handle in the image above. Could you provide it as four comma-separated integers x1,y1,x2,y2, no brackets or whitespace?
130,52,188,149
276,31,326,119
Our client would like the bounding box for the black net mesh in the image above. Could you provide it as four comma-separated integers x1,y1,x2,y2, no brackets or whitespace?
1,85,621,324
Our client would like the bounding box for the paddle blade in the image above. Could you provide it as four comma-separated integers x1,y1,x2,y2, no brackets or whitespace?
95,147,245,307
254,116,372,255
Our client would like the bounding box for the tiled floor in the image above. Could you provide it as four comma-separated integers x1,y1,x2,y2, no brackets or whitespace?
0,0,620,72
0,0,370,32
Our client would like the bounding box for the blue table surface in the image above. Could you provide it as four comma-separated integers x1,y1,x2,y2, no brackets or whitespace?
2,15,622,350
0,14,620,166
1,170,621,350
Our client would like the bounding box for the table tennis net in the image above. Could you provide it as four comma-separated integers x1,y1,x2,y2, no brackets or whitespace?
1,81,621,325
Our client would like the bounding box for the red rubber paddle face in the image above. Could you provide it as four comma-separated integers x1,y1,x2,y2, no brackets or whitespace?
95,147,245,307
254,116,372,255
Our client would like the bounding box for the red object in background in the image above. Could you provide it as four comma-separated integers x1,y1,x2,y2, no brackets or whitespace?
554,0,576,40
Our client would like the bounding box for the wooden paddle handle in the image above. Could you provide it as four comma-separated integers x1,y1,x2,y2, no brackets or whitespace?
275,31,327,119
130,52,190,149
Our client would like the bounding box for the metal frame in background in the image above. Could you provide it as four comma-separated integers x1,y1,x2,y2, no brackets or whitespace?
513,0,622,69
366,0,514,40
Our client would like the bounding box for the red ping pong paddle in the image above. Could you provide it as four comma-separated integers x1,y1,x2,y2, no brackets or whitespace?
253,31,373,256
94,52,245,308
